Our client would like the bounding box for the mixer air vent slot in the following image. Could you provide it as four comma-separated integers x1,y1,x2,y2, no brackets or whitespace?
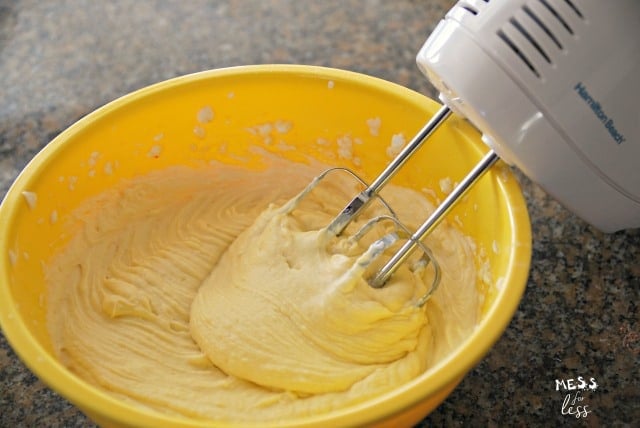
563,0,583,19
523,5,563,49
456,0,491,17
538,0,575,34
497,29,540,78
461,5,478,16
458,2,479,16
509,17,551,64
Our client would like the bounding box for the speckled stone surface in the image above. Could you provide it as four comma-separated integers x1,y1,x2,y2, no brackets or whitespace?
0,1,638,427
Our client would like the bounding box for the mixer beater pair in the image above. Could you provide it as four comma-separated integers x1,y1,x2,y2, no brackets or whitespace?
295,106,500,306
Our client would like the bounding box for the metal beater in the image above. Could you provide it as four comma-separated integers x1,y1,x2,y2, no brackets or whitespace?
317,105,499,295
288,104,498,306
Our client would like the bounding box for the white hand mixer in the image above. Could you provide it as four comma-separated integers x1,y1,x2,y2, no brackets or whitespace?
307,0,640,291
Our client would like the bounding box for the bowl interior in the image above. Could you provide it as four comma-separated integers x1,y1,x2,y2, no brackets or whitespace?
0,65,531,427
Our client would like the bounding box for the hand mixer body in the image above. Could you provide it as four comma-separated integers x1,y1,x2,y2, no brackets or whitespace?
417,0,640,232
325,0,638,287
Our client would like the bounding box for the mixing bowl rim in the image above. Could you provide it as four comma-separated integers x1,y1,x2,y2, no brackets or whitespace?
0,64,532,427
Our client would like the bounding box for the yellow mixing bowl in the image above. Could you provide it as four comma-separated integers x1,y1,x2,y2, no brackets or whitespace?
0,65,531,427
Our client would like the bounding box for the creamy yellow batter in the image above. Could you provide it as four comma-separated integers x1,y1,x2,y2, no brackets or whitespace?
46,158,479,422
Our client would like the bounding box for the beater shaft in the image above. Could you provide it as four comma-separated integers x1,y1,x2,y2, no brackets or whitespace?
327,105,452,235
369,149,500,288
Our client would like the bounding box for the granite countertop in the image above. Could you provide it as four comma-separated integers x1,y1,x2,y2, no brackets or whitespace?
1,1,638,426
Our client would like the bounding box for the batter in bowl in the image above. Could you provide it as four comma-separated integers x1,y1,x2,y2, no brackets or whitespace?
46,157,480,422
